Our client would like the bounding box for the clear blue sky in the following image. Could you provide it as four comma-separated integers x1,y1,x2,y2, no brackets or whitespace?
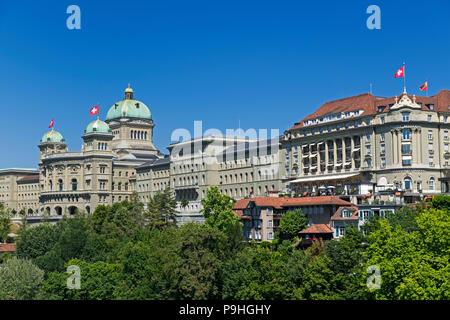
0,0,449,168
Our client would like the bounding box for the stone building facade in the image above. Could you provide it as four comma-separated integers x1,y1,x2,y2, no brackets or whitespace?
36,86,163,216
1,87,449,224
0,169,39,212
283,90,450,205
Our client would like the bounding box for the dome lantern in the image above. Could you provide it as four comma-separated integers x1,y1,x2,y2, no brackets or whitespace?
125,83,134,100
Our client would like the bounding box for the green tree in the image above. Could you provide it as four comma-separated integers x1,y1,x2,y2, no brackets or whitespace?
0,203,12,243
431,194,450,211
279,209,308,240
176,223,225,299
201,186,244,256
365,208,450,300
0,257,44,300
221,245,297,300
324,227,369,299
146,188,178,229
16,224,58,260
42,259,121,300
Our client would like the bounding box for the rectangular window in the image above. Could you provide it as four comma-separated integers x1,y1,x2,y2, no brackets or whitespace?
402,112,410,122
366,145,371,155
381,116,385,124
402,129,411,140
445,131,449,140
380,132,385,141
445,144,449,153
429,157,434,166
381,144,385,154
381,157,386,167
428,130,433,140
427,115,432,122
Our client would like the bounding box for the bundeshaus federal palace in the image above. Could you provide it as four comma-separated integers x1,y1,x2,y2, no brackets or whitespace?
1,84,450,240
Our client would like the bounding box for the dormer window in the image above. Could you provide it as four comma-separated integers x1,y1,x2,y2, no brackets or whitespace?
428,104,434,110
402,112,410,122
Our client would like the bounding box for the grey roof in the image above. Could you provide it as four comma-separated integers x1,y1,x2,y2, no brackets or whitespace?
217,138,282,161
135,156,170,170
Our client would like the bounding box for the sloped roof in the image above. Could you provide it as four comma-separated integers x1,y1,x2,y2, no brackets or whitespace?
233,196,352,211
17,174,39,184
299,224,333,234
289,90,450,130
0,243,16,252
330,206,359,221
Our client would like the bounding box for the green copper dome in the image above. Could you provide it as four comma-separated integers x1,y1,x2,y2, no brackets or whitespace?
41,129,65,143
85,119,111,134
106,86,151,121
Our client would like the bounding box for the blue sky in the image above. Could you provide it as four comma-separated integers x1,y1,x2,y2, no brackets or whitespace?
0,0,449,168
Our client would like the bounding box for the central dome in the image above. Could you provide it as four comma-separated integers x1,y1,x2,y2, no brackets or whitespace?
106,85,151,121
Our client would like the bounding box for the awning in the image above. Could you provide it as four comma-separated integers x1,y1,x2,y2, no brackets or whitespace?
289,173,360,184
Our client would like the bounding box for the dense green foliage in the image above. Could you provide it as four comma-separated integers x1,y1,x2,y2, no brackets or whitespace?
278,209,308,239
4,190,450,300
0,203,12,242
0,257,44,300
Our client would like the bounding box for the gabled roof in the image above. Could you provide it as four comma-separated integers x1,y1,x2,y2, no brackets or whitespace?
299,224,332,234
330,206,359,221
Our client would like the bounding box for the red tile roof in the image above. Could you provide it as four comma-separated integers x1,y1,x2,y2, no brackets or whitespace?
330,206,359,221
289,90,450,130
0,243,16,253
299,224,332,234
281,196,352,207
232,196,352,211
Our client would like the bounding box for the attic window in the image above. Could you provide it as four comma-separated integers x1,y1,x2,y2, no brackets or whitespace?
378,106,385,113
428,104,434,110
135,103,140,108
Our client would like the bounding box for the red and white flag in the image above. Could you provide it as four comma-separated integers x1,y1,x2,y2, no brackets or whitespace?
48,119,54,128
394,66,405,78
90,105,99,115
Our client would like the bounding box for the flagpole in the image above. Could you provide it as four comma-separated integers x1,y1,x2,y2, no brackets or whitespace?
403,62,406,94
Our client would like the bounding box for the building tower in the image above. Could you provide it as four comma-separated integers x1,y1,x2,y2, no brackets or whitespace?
105,85,160,158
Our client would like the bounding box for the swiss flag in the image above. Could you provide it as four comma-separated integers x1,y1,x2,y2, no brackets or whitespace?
90,105,99,115
48,119,54,128
394,66,405,78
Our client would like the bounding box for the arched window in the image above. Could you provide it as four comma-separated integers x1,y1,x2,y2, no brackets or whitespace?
49,180,52,190
131,130,134,139
72,179,77,191
144,132,147,140
403,176,412,191
429,177,435,191
58,179,63,191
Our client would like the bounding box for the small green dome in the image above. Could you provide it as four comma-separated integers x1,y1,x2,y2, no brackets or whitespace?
106,86,151,121
85,119,111,134
41,130,65,143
